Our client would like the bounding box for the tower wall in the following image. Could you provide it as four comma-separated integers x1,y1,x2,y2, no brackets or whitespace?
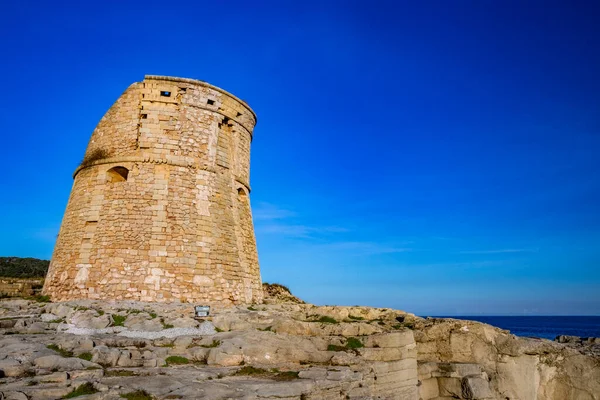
43,76,262,304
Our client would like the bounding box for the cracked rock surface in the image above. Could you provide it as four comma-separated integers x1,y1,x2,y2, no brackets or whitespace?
1,299,598,399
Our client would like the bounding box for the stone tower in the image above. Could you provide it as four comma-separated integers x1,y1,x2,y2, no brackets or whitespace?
43,75,262,304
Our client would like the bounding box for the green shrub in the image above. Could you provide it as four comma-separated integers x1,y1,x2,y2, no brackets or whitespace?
78,352,92,361
148,312,157,319
0,257,49,278
62,383,98,398
263,282,290,292
327,337,363,352
47,344,73,358
234,365,267,376
273,370,300,381
30,295,50,303
111,314,127,326
120,390,153,400
346,337,364,349
315,316,338,324
247,306,258,311
162,323,174,329
200,340,221,348
233,366,299,380
214,327,224,332
105,369,138,377
165,356,190,365
392,322,414,330
347,315,364,320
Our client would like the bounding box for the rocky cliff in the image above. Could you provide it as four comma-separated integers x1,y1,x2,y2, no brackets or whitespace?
0,298,598,400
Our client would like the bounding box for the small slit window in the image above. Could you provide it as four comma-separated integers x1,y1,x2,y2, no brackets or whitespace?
160,91,171,97
207,99,215,105
236,112,242,117
237,188,247,197
106,166,129,183
141,113,147,119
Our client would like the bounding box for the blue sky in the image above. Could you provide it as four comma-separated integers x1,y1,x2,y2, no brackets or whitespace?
1,1,599,315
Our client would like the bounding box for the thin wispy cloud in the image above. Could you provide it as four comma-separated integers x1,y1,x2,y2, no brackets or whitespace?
256,223,347,238
252,202,296,221
411,260,511,268
315,241,412,256
253,202,347,238
458,248,538,255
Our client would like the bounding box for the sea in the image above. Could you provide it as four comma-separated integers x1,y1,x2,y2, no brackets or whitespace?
432,316,600,340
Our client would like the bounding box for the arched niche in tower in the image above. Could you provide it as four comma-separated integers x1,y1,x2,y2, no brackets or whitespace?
106,166,129,183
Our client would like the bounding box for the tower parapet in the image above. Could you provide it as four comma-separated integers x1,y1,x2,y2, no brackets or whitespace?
43,75,262,304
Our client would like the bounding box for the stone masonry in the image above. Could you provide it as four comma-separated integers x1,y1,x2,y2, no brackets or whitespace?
43,75,262,305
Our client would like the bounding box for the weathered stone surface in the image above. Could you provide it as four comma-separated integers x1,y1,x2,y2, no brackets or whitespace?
0,391,29,400
1,299,598,400
69,310,111,329
415,317,600,400
40,313,59,322
169,317,200,328
461,376,493,399
33,355,100,371
35,371,69,383
0,359,28,377
363,330,414,348
91,345,121,367
43,75,262,306
123,315,163,332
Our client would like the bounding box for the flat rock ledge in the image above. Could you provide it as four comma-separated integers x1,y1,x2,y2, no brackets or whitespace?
1,299,598,400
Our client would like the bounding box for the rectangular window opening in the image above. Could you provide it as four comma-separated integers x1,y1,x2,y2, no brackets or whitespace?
160,91,171,97
141,114,147,119
207,99,215,105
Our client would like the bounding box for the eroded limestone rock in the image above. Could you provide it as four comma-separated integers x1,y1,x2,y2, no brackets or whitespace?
0,298,598,400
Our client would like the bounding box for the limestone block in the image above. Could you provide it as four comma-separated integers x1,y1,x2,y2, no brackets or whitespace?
33,355,100,371
372,359,416,375
461,376,493,399
173,336,193,349
437,377,463,398
363,330,414,348
207,343,243,366
40,313,59,322
0,392,28,400
326,369,361,381
0,358,29,377
188,347,210,362
91,345,121,367
358,344,417,361
419,377,439,399
330,352,360,366
69,310,111,329
298,368,328,380
123,315,163,331
68,368,104,380
36,371,69,383
47,304,75,318
169,317,199,328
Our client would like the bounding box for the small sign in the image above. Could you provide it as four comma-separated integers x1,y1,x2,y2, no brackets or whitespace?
195,305,210,317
